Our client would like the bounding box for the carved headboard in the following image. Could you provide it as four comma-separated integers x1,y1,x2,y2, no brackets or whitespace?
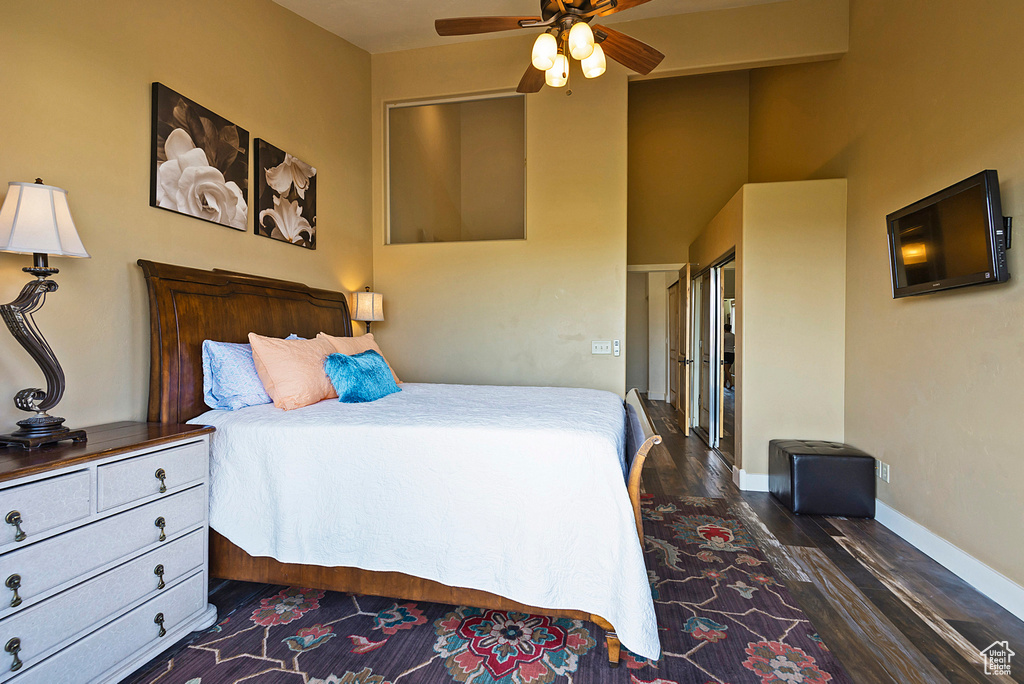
138,260,353,424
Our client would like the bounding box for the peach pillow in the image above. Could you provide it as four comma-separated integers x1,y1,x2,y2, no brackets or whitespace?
317,332,401,384
248,333,337,410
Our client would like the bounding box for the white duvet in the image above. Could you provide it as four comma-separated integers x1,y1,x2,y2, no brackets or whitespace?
190,383,660,660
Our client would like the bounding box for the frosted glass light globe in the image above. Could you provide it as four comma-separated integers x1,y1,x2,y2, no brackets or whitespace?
545,54,569,88
568,22,595,61
582,43,607,79
532,32,558,71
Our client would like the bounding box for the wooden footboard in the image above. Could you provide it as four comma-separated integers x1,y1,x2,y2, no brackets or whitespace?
625,388,663,545
210,530,623,663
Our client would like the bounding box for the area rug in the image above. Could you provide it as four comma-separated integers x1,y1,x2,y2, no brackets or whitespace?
129,495,852,684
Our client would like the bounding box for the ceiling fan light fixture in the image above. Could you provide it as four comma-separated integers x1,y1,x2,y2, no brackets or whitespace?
568,21,595,61
531,32,558,71
582,43,606,78
545,54,569,87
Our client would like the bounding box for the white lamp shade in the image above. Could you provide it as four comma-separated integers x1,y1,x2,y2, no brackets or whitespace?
546,54,569,88
0,182,89,258
568,22,595,61
582,43,607,79
531,32,558,71
353,290,384,322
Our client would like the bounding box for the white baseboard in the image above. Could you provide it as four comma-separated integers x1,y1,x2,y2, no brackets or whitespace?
732,467,770,492
874,499,1024,622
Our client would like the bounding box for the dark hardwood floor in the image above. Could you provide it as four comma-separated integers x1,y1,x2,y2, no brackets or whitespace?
642,397,1024,684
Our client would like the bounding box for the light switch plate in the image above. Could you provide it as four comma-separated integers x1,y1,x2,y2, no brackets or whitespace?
592,340,612,355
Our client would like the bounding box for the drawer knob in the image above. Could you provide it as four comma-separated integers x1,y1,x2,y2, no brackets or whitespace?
154,564,165,590
155,468,167,493
154,612,166,638
154,517,166,542
4,511,25,543
5,574,21,608
5,638,21,672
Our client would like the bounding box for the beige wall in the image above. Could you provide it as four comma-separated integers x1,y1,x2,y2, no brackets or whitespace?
0,1,371,430
687,181,847,473
747,0,1024,587
647,272,670,400
628,72,750,265
741,181,847,474
370,0,848,395
626,272,649,393
373,39,629,394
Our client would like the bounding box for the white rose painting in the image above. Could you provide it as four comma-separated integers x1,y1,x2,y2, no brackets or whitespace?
150,83,249,230
255,139,317,249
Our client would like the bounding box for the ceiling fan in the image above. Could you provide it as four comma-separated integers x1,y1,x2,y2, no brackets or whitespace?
435,0,666,93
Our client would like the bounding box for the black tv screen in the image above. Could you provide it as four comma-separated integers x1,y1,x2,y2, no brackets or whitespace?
887,170,1009,298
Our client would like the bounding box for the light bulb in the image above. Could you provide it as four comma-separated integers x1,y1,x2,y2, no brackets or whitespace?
545,54,568,88
568,22,595,61
582,43,606,79
531,32,557,71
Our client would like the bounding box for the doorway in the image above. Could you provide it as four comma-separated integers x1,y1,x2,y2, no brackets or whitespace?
686,256,735,463
719,259,736,463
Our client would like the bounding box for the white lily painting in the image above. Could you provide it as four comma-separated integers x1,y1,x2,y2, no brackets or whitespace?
150,83,249,230
255,139,317,249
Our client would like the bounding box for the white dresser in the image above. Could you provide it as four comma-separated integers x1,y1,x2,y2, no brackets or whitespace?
0,423,217,684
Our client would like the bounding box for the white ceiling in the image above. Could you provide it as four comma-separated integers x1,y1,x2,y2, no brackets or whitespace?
273,0,784,54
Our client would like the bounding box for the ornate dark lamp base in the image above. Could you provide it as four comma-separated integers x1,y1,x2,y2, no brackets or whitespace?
0,414,87,449
0,251,88,450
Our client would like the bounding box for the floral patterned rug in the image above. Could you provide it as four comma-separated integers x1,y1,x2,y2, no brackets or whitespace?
128,495,852,684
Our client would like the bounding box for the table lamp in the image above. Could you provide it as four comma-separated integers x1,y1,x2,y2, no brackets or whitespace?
0,179,90,449
353,287,383,334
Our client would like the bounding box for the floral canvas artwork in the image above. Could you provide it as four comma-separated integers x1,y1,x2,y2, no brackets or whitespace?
150,83,249,230
255,138,317,249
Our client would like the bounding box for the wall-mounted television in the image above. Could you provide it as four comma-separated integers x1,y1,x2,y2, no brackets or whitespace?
887,170,1010,298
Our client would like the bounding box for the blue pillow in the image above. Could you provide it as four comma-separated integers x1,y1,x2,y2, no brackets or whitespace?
324,350,401,403
202,334,303,410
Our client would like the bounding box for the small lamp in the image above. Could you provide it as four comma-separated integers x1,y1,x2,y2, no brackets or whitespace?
352,286,383,334
0,179,90,449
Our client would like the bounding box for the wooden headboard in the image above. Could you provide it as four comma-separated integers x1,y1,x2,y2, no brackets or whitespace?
138,260,353,424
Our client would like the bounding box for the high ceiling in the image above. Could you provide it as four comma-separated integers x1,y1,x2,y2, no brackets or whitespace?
272,0,785,54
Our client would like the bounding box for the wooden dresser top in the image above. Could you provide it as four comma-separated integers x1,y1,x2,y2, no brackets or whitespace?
0,422,214,484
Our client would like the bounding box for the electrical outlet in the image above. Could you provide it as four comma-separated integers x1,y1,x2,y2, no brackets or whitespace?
880,462,890,483
613,340,620,357
875,460,881,478
592,340,612,355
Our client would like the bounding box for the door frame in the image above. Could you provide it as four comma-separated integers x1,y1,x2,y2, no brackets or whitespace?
687,251,736,450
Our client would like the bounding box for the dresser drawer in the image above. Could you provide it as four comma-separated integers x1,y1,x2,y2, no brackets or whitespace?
8,571,207,684
0,529,204,672
97,440,207,512
0,486,205,610
0,472,90,548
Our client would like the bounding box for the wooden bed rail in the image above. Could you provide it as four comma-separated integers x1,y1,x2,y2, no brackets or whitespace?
625,389,662,546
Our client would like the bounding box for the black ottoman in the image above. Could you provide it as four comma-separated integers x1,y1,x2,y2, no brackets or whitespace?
769,440,876,517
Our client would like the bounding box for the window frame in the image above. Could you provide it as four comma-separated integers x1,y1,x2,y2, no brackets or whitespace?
384,91,528,245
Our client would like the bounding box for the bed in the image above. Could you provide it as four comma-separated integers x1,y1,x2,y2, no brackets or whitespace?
138,259,662,665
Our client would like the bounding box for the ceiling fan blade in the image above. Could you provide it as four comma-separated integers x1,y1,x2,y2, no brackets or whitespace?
435,17,540,36
596,0,655,16
593,25,664,75
517,63,546,93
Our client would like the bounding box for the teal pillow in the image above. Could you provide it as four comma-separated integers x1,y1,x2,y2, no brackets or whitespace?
324,350,401,403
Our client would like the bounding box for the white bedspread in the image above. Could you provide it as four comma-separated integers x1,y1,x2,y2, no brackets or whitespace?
190,383,660,660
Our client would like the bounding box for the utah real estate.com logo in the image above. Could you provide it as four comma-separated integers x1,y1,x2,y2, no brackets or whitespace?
981,641,1015,676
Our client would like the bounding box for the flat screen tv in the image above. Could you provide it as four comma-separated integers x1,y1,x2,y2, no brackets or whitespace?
887,170,1009,298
